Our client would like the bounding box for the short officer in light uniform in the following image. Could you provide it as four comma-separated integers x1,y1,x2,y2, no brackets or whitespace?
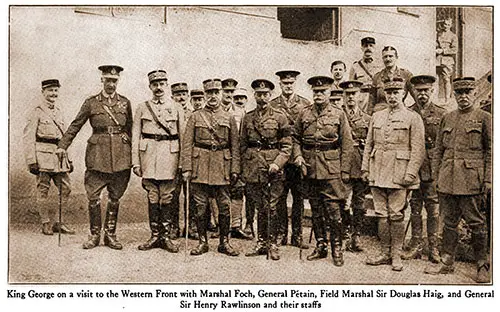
426,77,491,283
402,75,446,263
23,79,75,235
132,70,185,253
270,70,310,249
181,78,241,257
243,79,292,260
57,65,133,250
340,80,371,252
294,76,354,266
362,77,425,271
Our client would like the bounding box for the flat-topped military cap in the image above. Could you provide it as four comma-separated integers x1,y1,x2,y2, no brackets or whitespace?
171,82,189,93
203,79,222,91
233,88,248,98
453,77,476,90
383,77,405,90
339,80,363,92
361,37,376,45
190,89,205,98
148,70,168,83
410,75,436,89
222,78,238,90
251,79,275,92
275,70,301,82
98,65,124,79
307,76,334,90
330,89,344,100
41,79,60,89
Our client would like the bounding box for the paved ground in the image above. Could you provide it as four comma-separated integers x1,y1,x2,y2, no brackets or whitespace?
8,222,481,285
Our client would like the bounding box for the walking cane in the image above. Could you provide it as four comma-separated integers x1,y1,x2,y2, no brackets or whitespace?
402,190,412,250
58,183,62,247
266,177,271,261
185,179,190,262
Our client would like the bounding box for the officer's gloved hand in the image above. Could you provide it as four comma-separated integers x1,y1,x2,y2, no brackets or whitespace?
230,173,239,186
361,171,369,183
483,182,492,195
402,173,417,186
268,163,280,175
29,163,40,175
341,172,350,184
183,171,192,182
133,166,142,177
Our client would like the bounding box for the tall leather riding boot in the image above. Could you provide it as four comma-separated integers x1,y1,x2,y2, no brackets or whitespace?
191,214,209,256
269,208,280,260
340,207,351,241
307,239,328,260
103,200,122,250
426,204,440,263
366,218,391,265
138,202,162,250
331,221,344,267
390,220,405,271
218,215,239,256
83,200,102,249
402,214,423,259
159,202,179,253
472,231,490,283
349,208,364,252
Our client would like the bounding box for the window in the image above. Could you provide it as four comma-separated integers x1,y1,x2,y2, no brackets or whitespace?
277,7,340,43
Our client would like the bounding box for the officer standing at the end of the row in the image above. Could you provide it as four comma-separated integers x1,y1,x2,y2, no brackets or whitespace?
363,77,425,272
426,77,491,283
132,70,185,253
181,78,241,257
23,79,75,236
402,75,445,263
57,65,133,250
294,76,354,267
242,79,292,260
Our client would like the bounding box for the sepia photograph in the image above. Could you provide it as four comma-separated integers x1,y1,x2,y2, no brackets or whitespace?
6,3,494,288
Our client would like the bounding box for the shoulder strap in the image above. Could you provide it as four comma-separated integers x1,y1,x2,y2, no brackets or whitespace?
144,101,171,135
36,105,65,135
101,104,121,126
199,110,223,143
358,60,374,79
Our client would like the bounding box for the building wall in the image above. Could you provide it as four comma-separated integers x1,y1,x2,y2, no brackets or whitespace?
462,7,493,78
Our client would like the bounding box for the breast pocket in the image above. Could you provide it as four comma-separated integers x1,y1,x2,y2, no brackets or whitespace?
320,118,340,139
37,119,57,137
442,127,453,148
393,122,410,143
465,124,483,150
261,120,279,140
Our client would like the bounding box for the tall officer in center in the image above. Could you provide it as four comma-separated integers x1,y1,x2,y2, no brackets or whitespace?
181,78,240,256
243,79,292,260
270,70,310,249
294,76,354,266
132,70,185,253
57,65,133,250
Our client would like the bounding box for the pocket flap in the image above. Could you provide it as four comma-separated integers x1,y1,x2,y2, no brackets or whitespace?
139,140,148,151
465,124,482,133
323,149,339,160
443,127,453,134
35,143,55,153
464,159,482,168
87,136,99,144
396,150,410,160
223,148,232,160
392,122,409,130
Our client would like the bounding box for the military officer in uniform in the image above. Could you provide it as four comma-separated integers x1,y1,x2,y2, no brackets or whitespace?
362,77,425,271
294,76,354,266
329,89,344,110
221,78,238,112
330,61,347,90
171,82,192,239
23,79,75,235
132,70,184,253
190,89,205,111
270,70,310,248
181,78,240,257
349,37,383,113
371,46,416,115
243,79,292,260
402,75,446,263
426,77,491,283
340,80,371,252
57,65,133,250
436,18,458,103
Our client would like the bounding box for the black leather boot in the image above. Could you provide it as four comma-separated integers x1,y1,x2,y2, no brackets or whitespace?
307,240,328,260
218,215,239,256
103,200,122,250
332,222,344,267
402,214,423,259
83,200,101,249
366,218,391,266
191,214,208,255
390,220,405,271
138,202,163,251
349,208,364,252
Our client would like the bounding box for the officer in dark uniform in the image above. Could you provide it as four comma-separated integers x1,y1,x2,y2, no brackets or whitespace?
190,89,205,111
294,76,354,266
329,89,344,110
181,78,240,257
426,77,491,283
270,70,310,249
340,80,371,252
402,75,446,263
57,65,133,250
243,79,292,260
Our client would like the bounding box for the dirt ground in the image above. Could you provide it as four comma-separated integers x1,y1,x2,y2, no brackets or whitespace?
8,222,482,285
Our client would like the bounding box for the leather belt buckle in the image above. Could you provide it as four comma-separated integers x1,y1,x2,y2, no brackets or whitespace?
211,144,218,152
154,134,162,141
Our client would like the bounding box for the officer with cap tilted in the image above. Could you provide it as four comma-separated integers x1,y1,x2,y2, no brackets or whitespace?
425,77,491,283
57,65,133,250
294,76,354,266
243,79,292,260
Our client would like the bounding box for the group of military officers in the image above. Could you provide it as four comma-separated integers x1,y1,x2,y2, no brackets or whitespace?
23,36,491,283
